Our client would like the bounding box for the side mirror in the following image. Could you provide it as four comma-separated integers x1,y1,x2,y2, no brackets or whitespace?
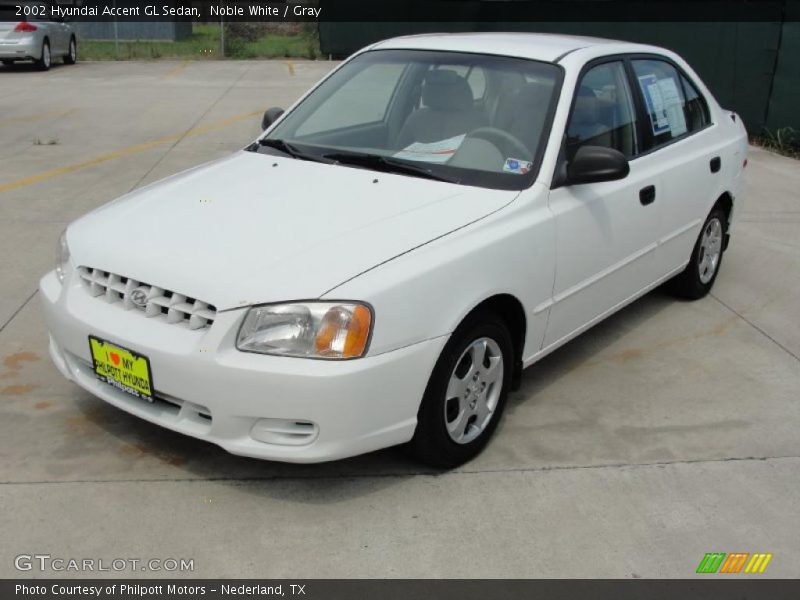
261,107,285,131
566,145,629,185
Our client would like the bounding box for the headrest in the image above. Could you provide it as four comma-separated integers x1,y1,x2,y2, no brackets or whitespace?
514,81,553,107
494,81,553,130
422,70,474,111
572,85,599,125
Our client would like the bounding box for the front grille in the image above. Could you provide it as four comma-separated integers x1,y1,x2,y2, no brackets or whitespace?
77,267,217,330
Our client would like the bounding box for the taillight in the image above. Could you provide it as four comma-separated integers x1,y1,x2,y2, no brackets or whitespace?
14,22,38,33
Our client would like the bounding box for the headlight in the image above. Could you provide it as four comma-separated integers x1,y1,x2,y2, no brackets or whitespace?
236,302,373,359
55,230,71,283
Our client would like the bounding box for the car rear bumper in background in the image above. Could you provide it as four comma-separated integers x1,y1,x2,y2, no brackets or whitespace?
40,270,446,463
0,36,39,60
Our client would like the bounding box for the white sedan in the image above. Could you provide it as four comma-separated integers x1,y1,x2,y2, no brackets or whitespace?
41,33,747,467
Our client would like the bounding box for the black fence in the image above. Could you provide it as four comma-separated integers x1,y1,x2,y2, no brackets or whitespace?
319,1,800,136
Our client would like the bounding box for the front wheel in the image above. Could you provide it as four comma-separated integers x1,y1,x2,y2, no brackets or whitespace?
669,207,727,299
408,312,513,468
64,37,76,65
36,39,51,71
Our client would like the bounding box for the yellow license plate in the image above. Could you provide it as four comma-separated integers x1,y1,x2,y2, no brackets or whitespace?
89,336,154,402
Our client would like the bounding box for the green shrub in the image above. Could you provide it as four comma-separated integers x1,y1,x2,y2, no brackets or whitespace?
758,127,800,159
225,23,264,43
223,35,247,57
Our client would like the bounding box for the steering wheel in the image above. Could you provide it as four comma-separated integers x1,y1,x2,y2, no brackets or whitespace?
465,127,531,160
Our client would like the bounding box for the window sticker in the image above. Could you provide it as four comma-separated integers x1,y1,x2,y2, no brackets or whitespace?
502,158,532,175
657,77,688,137
394,134,466,163
638,74,687,138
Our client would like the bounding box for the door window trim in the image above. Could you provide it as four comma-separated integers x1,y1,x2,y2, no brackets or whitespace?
552,54,638,189
552,52,716,188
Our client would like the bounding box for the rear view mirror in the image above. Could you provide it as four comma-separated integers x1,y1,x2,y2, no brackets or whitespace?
261,107,285,131
567,145,629,185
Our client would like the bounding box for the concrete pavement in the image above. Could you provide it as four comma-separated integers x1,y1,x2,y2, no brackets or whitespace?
0,60,798,578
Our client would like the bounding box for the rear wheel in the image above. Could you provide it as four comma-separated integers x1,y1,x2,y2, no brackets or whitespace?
408,311,513,468
36,39,51,71
669,207,727,299
64,37,76,65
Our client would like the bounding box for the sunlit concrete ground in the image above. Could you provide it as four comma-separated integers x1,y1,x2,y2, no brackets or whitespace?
0,59,798,578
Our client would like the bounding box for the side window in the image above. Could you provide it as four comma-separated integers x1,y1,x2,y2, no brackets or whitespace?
566,61,639,159
296,63,406,137
632,59,701,150
680,74,711,132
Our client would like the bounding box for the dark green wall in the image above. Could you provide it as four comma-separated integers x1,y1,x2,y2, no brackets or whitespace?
320,15,797,135
766,1,800,134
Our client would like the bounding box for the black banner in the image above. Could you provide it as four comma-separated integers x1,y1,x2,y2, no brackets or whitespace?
4,580,800,600
2,0,797,23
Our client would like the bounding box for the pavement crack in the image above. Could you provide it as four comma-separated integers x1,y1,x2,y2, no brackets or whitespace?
0,289,37,336
1,454,797,486
710,293,800,363
128,62,253,192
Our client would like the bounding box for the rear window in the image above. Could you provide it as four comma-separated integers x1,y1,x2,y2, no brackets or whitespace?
631,59,711,151
680,74,711,132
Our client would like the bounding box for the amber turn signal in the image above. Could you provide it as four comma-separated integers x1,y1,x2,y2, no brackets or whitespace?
314,304,372,358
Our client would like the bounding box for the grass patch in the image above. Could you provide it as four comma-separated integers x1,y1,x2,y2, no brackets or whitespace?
79,24,320,61
33,137,59,146
751,127,800,159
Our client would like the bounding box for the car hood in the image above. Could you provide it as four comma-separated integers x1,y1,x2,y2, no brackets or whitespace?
68,151,517,310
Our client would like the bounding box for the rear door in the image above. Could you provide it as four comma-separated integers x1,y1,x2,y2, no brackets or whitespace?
628,57,719,277
52,16,72,54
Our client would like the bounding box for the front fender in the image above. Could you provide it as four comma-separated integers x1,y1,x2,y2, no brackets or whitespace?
324,184,555,362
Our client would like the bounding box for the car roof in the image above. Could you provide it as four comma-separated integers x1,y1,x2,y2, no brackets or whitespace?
370,32,655,63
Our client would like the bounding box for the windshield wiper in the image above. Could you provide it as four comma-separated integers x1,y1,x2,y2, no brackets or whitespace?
323,151,460,184
257,138,330,163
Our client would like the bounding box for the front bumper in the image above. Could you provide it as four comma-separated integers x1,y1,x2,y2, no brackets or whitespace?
40,270,446,462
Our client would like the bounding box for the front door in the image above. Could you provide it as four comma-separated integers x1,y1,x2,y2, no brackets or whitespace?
544,59,662,349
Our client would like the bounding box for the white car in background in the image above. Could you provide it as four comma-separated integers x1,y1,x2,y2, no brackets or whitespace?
41,33,747,467
0,1,77,70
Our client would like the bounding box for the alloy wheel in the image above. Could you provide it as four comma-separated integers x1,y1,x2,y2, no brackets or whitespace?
698,217,723,284
444,337,504,444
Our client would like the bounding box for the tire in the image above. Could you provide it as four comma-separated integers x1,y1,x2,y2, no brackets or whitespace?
63,37,76,65
669,207,727,299
36,39,51,71
408,311,514,468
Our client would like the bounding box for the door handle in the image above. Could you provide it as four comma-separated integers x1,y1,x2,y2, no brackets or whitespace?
639,185,656,206
710,156,721,173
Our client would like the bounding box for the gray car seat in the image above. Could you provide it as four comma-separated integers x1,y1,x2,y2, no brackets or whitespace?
396,70,488,149
493,81,554,156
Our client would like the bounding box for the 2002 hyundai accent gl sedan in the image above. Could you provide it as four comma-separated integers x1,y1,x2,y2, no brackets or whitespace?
41,33,747,467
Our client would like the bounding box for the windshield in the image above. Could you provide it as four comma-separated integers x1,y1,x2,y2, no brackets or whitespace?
258,49,563,190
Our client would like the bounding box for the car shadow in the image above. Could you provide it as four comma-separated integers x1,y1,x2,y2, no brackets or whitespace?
0,61,71,72
507,286,675,412
69,286,676,502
